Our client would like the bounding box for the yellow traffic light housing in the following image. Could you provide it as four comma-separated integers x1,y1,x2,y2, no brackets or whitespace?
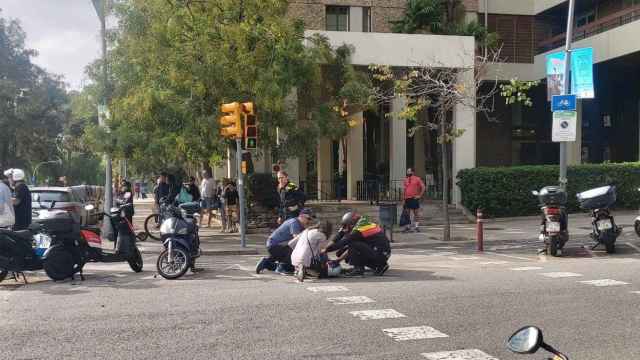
242,102,257,150
219,102,242,139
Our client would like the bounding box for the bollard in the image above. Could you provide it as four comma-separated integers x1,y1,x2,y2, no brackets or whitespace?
476,208,484,252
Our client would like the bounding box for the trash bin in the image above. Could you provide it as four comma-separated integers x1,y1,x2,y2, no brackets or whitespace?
378,202,397,242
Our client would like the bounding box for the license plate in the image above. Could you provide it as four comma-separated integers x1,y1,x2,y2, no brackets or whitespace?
547,222,561,233
597,219,613,230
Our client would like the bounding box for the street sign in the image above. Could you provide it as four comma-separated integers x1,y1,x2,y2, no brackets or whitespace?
552,95,577,112
552,111,577,142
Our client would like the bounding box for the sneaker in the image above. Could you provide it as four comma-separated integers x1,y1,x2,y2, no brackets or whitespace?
374,264,389,276
256,257,272,274
295,266,305,282
275,263,294,276
344,266,365,277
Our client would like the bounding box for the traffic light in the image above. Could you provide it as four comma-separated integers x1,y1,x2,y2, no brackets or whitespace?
242,102,257,150
219,102,242,139
241,152,254,175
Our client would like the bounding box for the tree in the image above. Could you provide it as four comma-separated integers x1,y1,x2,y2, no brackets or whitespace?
372,49,501,241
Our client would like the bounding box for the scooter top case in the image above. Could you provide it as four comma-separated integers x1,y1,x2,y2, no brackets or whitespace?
577,185,616,210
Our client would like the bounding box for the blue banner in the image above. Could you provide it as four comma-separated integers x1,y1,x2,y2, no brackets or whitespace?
546,51,566,101
571,47,595,99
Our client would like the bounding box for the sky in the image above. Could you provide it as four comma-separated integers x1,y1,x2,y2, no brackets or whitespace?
1,0,103,90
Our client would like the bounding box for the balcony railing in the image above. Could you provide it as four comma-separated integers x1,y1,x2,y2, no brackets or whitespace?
537,4,640,54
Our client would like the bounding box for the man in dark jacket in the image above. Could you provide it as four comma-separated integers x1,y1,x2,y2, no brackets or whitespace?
5,169,31,231
154,173,171,205
323,212,390,277
277,171,305,224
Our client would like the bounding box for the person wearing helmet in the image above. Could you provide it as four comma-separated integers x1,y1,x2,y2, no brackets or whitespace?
5,169,31,231
323,212,391,277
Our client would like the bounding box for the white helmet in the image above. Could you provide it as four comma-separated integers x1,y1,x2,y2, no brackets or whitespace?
5,168,25,182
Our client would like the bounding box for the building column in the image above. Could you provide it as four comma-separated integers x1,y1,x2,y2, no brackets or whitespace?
347,112,364,200
567,101,583,165
390,97,407,189
317,138,333,200
452,71,476,205
413,127,426,179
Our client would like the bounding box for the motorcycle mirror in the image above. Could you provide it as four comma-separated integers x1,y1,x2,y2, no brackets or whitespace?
124,192,132,200
507,326,543,354
531,191,539,196
85,204,95,211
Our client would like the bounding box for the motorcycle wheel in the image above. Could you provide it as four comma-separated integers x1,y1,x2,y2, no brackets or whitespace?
144,214,161,240
548,237,559,257
0,269,7,283
156,246,190,280
605,241,616,254
44,247,74,281
128,247,144,272
635,220,640,237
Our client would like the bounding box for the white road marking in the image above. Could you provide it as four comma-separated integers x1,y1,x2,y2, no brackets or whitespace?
349,309,406,320
485,252,532,261
630,291,640,294
626,242,640,254
426,252,458,257
479,261,510,265
511,266,543,271
382,326,448,341
307,286,349,293
435,246,460,249
326,296,375,305
408,250,428,253
421,349,499,360
540,272,583,278
579,279,629,287
450,256,479,261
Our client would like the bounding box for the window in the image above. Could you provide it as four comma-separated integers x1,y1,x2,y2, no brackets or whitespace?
326,6,349,31
362,7,371,32
576,10,596,28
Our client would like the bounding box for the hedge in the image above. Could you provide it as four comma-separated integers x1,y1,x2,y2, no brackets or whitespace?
457,163,640,218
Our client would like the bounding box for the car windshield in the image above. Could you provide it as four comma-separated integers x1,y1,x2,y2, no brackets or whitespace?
32,191,71,203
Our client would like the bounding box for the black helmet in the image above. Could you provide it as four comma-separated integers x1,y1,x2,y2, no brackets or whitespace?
340,211,361,227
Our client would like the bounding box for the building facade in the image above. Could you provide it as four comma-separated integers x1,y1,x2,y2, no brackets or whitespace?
213,0,640,205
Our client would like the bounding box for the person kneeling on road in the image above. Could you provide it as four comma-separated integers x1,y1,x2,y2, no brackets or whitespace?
289,221,333,282
322,212,391,277
256,208,316,275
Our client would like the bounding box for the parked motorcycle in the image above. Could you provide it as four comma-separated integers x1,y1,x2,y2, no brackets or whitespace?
82,198,143,273
532,186,568,256
0,205,86,283
156,202,201,279
633,188,640,237
577,185,621,254
508,326,569,359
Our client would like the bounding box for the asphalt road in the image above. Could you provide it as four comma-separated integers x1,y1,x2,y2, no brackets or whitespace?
3,239,640,359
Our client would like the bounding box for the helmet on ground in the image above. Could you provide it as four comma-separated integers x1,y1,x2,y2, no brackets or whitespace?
340,211,361,227
327,260,342,277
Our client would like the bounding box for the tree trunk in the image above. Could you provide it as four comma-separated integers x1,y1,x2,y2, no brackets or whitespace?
440,117,451,241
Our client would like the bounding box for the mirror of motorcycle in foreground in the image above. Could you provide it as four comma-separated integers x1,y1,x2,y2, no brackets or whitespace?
508,326,542,354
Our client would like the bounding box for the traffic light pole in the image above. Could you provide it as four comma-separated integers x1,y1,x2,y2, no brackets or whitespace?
559,0,576,190
236,138,247,247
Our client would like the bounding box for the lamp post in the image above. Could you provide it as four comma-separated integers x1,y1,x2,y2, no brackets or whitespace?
559,0,576,190
91,0,114,239
32,159,62,186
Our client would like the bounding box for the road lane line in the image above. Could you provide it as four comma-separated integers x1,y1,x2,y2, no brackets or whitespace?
510,266,543,271
326,296,375,305
421,349,499,360
382,326,448,341
485,252,533,261
349,309,406,320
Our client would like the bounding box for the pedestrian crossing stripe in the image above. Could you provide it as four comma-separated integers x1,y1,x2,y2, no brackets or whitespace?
349,309,406,320
579,279,629,287
306,286,349,293
326,296,375,305
510,266,543,271
421,349,498,360
383,326,449,341
541,272,582,278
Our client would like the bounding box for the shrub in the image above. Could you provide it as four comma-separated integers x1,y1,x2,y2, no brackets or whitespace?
457,163,640,217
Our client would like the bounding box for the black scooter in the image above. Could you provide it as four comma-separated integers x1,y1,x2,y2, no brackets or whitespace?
0,206,85,283
532,186,569,256
81,197,143,273
577,185,621,254
508,326,569,359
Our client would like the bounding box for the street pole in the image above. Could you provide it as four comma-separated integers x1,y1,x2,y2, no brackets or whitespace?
235,138,247,247
92,0,114,239
559,0,576,190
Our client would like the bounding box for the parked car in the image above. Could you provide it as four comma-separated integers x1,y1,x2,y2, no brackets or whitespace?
31,186,103,226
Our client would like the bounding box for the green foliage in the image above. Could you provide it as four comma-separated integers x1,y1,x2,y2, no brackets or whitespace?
500,79,540,107
457,163,640,217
